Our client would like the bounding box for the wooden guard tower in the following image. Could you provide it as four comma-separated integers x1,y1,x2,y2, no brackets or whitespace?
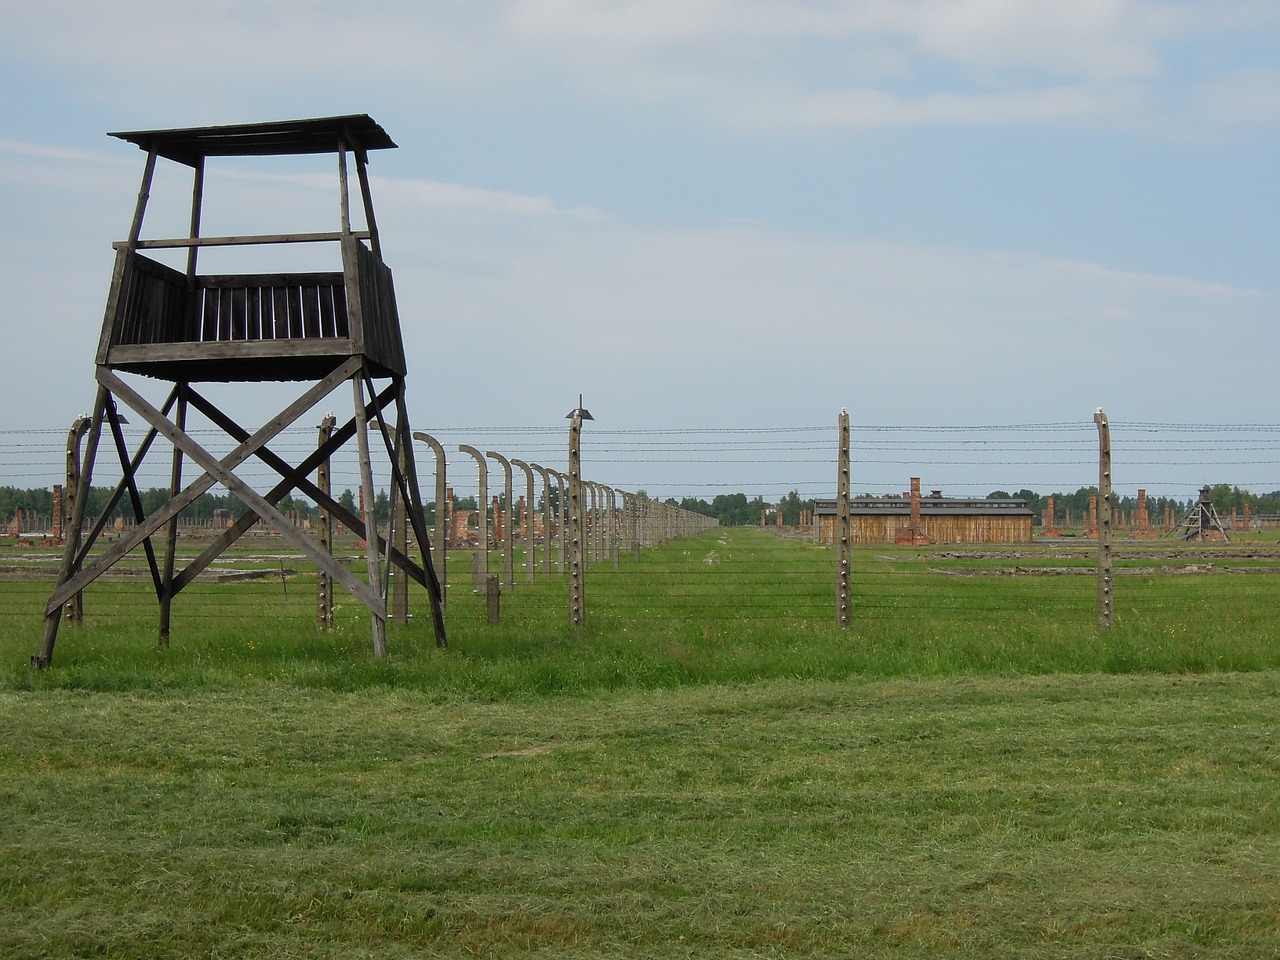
35,115,446,668
1174,486,1230,542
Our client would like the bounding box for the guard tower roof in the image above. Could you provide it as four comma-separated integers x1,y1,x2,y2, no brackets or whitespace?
108,114,396,167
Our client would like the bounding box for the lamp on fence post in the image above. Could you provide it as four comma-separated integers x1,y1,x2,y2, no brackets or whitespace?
566,396,592,626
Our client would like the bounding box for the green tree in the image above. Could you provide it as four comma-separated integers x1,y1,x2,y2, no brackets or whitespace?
338,489,357,515
777,489,812,526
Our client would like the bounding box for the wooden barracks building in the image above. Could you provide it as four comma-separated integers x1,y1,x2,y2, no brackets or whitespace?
813,478,1034,545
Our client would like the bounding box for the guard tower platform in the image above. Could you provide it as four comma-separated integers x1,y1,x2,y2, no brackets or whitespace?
37,115,446,668
100,115,405,383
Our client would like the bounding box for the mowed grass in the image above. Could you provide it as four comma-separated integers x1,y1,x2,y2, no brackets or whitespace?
1,528,1278,957
2,527,1277,693
2,676,1277,958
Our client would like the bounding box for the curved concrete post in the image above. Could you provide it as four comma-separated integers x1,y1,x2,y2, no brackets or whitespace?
604,485,619,570
529,463,555,575
582,481,595,565
510,458,537,583
554,471,568,574
619,491,630,559
486,450,515,589
595,483,605,566
591,483,606,568
593,483,604,568
63,416,92,624
621,491,640,561
413,431,448,604
458,444,488,586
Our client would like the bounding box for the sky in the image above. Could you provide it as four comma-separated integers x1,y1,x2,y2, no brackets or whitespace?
1,0,1278,503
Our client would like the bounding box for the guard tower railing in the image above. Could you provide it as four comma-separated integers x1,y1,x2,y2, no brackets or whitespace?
98,233,405,382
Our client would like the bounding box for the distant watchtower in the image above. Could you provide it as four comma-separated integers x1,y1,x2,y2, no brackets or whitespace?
36,115,445,667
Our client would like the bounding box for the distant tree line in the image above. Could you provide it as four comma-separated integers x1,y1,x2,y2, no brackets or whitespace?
5,483,1280,530
665,490,812,527
985,486,1280,524
0,486,427,527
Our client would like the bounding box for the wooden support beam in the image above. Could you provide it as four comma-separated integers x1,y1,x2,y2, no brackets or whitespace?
158,387,188,645
46,360,361,613
351,372,387,657
114,231,370,250
36,388,108,668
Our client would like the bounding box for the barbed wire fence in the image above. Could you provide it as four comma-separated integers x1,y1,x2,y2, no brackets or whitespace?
2,414,1278,645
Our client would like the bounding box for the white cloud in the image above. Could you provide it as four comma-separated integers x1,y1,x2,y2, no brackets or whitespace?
377,178,561,218
1187,67,1280,126
903,0,1160,83
387,208,1269,381
0,139,116,164
4,0,1277,133
729,83,1142,130
497,0,1279,132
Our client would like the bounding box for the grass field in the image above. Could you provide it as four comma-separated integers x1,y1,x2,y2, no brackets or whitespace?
1,528,1277,957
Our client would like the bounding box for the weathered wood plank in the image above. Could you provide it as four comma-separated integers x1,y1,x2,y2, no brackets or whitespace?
318,283,336,338
231,286,248,341
301,283,321,338
113,231,370,250
198,271,342,288
107,338,355,364
332,284,349,338
201,287,219,342
272,286,290,340
245,286,261,340
286,285,303,339
218,287,233,341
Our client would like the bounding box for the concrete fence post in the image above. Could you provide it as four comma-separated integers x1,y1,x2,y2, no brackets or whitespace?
486,450,516,590
836,409,851,628
529,463,555,576
511,458,537,583
458,445,489,589
568,417,585,626
604,486,619,570
412,431,448,605
622,491,639,561
63,416,91,625
554,471,568,574
316,414,336,631
593,482,605,565
1095,408,1114,630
